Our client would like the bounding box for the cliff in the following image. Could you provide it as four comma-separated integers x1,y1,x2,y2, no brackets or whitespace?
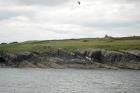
0,48,140,69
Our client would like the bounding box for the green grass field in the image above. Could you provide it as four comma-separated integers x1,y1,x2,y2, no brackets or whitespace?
0,36,140,53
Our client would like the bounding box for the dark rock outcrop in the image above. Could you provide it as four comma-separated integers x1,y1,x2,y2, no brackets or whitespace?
0,52,42,67
75,49,140,63
0,48,140,69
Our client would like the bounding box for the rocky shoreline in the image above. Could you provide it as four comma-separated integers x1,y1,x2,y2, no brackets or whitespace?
0,48,140,69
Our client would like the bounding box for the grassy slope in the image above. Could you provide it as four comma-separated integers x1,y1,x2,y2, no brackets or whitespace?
0,36,140,53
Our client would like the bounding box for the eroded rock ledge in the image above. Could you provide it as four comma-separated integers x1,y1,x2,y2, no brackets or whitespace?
0,48,140,69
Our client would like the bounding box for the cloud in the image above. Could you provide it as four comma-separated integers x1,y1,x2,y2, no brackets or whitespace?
0,0,70,6
0,0,139,43
0,10,33,20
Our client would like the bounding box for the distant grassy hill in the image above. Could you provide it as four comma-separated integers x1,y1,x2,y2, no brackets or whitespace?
0,36,140,53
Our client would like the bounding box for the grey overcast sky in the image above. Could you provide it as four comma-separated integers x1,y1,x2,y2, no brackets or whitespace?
0,0,140,43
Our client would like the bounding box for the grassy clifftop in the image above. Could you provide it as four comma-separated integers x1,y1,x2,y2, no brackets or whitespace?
0,36,140,53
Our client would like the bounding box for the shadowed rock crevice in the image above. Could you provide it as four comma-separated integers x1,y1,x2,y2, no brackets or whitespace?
0,57,6,63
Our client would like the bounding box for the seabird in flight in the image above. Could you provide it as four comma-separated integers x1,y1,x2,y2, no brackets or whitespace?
77,1,81,5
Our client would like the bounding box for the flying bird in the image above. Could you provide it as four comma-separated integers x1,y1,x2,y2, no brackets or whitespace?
77,1,81,5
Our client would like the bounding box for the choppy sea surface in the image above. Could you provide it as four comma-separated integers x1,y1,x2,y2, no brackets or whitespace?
0,68,140,93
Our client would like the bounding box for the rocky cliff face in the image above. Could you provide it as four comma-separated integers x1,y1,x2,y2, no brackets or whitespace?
0,52,42,67
75,49,140,63
0,48,140,69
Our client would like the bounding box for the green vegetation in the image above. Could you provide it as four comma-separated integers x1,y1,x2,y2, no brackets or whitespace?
0,36,140,53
